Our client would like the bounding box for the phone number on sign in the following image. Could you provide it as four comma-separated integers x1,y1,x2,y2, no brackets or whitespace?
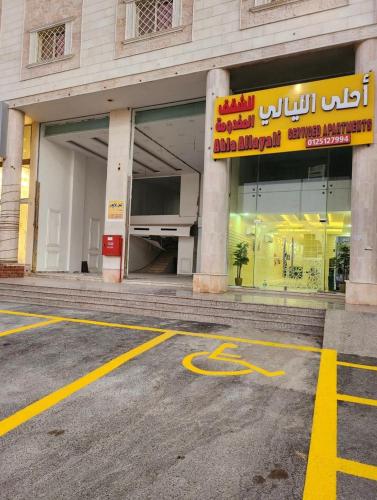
306,135,351,148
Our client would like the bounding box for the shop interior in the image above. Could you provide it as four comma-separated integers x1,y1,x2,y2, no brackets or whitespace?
228,148,352,292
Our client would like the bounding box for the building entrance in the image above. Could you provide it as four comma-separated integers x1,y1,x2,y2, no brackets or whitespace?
130,236,178,274
229,148,352,293
130,102,204,276
35,118,108,274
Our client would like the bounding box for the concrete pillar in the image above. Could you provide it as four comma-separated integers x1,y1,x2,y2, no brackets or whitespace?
25,121,40,271
193,69,230,293
0,109,25,262
102,109,133,283
346,39,377,306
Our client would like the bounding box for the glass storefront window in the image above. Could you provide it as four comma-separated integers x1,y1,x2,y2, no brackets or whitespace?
228,147,352,293
23,125,32,162
21,166,30,199
18,203,29,264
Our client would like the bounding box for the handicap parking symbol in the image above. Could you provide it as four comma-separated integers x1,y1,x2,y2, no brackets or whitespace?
182,343,285,378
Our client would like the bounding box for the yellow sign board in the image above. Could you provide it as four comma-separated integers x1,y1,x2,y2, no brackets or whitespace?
107,200,125,220
213,73,374,159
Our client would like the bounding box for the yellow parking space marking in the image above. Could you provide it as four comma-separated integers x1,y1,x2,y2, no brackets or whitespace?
305,349,377,499
182,342,286,377
0,309,169,333
337,394,377,407
0,319,62,338
0,308,322,353
338,361,377,372
0,309,53,319
303,349,337,500
0,331,175,438
337,458,377,481
170,330,322,353
1,306,376,498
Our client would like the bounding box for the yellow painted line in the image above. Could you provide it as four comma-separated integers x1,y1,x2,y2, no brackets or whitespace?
0,309,168,333
0,331,175,438
337,394,377,407
0,308,322,353
0,319,62,338
338,361,377,372
303,349,338,500
337,457,377,481
0,309,51,319
170,330,322,353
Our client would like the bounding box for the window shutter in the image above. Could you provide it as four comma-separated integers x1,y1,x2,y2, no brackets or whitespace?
172,0,182,27
125,2,137,39
29,31,38,64
64,21,73,55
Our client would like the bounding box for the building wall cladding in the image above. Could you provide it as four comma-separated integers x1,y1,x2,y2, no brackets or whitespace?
0,0,376,104
21,0,83,80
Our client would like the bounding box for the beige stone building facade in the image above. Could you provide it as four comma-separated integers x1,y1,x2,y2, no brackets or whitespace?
0,0,376,305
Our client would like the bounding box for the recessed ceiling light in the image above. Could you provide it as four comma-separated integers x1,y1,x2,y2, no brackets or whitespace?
107,98,114,102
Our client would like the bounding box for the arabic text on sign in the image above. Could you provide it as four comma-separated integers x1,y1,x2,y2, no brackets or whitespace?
213,73,374,159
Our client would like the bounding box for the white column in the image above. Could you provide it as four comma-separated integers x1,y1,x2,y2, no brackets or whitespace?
193,68,230,293
346,39,377,305
102,109,133,283
25,121,40,271
0,109,25,262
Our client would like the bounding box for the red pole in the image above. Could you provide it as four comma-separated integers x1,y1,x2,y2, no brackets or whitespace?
119,237,123,283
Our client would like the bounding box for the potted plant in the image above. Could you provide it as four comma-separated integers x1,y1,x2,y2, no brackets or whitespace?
233,242,249,286
337,243,350,293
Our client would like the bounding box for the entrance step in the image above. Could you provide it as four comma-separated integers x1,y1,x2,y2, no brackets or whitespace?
0,282,326,336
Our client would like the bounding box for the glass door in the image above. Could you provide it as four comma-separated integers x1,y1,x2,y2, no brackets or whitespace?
253,214,326,292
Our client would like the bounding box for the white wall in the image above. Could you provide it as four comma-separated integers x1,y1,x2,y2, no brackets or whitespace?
177,173,199,274
82,159,106,272
1,0,375,106
180,172,199,218
196,172,205,273
177,236,194,274
68,153,86,271
37,134,106,272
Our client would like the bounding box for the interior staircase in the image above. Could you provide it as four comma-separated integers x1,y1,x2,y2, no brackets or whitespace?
139,250,177,274
0,281,326,337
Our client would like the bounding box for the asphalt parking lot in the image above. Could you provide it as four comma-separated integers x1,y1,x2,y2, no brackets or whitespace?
0,302,376,500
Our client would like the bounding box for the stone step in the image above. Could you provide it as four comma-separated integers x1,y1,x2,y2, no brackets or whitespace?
0,282,326,318
0,291,323,336
0,287,325,328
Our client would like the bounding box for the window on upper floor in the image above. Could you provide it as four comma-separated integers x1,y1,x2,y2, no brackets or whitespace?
136,0,174,36
254,0,274,5
241,0,348,29
37,24,66,62
116,0,193,58
125,0,181,40
22,0,82,80
254,0,289,5
29,22,73,65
